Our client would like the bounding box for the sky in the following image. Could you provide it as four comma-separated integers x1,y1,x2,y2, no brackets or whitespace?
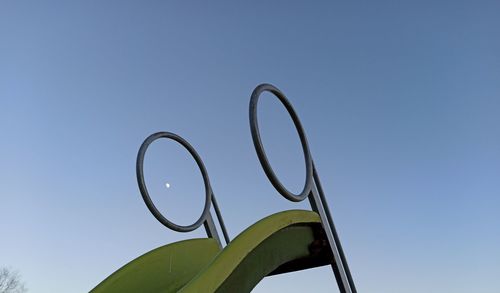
1,1,499,292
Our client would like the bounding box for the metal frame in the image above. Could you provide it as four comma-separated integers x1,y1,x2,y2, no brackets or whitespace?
249,83,357,293
136,131,230,247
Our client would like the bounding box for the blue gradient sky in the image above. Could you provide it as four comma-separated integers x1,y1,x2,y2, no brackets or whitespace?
1,1,499,292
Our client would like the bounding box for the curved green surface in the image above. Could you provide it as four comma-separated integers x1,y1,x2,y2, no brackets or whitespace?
91,238,221,293
179,210,324,293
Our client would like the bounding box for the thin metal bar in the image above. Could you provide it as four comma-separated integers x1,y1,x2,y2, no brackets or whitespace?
309,185,351,293
212,193,230,245
203,213,222,248
313,163,357,293
307,195,345,292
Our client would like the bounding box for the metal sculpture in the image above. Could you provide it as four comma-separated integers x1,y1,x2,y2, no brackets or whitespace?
249,83,357,293
127,84,357,292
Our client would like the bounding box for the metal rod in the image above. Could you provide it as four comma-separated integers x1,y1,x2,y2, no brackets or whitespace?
313,163,357,293
203,213,222,248
309,185,351,293
212,192,230,245
307,193,347,293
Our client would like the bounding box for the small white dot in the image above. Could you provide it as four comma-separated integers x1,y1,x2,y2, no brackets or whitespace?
165,182,170,189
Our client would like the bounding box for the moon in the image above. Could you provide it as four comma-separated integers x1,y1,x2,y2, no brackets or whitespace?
165,182,170,189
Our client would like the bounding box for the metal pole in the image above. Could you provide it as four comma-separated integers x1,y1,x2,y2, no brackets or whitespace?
212,193,230,245
313,163,357,293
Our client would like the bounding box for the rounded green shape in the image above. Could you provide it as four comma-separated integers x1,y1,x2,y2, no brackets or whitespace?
91,238,221,293
180,210,325,293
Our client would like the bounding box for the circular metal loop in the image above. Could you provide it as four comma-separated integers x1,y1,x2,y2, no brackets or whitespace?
136,132,212,232
249,83,313,202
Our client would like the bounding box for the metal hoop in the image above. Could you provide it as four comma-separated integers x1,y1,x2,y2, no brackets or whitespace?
250,83,357,293
136,132,212,232
249,83,313,202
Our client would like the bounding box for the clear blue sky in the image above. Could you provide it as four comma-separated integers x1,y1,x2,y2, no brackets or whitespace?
1,1,499,292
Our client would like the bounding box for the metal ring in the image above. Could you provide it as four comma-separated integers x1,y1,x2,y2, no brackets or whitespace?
136,132,212,232
249,83,313,202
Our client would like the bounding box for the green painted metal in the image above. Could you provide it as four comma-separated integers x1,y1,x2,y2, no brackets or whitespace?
179,210,322,293
93,210,326,293
91,238,221,293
